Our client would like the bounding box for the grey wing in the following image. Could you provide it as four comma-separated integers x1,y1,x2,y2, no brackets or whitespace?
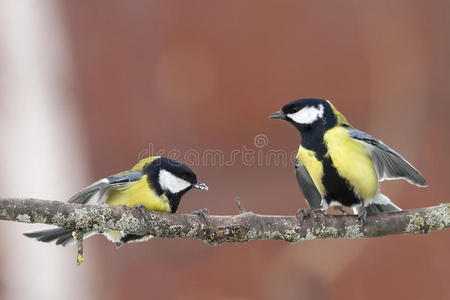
349,129,427,187
295,160,323,210
68,171,143,204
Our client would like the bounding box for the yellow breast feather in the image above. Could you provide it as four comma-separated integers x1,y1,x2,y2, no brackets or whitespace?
297,146,326,196
106,175,171,212
324,127,378,200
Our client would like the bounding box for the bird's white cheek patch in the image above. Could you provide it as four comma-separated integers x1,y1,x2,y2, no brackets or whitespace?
159,170,191,194
287,104,324,124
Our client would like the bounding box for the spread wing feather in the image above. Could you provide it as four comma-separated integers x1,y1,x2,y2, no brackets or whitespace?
295,160,323,210
349,129,427,187
68,171,143,204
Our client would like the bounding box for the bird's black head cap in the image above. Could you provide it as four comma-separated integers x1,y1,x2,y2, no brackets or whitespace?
144,157,207,213
269,98,341,153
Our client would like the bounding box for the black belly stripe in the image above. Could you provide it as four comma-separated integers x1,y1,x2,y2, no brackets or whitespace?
321,157,363,207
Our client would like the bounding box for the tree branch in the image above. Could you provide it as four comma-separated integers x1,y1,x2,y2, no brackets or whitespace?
2,198,449,244
3,198,450,264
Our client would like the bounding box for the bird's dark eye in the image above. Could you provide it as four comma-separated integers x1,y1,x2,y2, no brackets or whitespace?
287,107,301,114
181,173,191,181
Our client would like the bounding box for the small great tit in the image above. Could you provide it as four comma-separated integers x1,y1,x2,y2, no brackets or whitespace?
270,98,427,220
24,156,208,247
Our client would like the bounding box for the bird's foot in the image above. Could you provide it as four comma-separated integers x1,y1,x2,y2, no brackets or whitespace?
357,207,367,234
296,208,312,220
133,204,150,222
134,204,146,210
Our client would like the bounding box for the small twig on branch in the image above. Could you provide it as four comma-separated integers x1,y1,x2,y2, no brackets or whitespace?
1,198,449,246
234,196,245,214
73,231,84,265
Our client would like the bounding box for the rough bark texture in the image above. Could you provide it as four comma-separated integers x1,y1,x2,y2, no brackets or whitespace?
2,198,450,245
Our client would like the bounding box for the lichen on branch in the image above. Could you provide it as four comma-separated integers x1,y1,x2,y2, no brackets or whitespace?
1,198,449,245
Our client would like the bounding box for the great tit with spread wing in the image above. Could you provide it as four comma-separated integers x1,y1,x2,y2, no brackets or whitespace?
24,156,208,247
270,98,427,220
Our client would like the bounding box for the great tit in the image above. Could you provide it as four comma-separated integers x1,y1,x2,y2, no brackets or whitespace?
269,98,427,220
24,156,208,247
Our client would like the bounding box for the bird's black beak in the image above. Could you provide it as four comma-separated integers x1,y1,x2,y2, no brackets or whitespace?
193,182,208,191
269,110,285,120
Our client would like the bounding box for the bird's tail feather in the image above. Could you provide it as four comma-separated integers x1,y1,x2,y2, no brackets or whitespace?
366,193,401,214
23,228,95,247
366,203,401,213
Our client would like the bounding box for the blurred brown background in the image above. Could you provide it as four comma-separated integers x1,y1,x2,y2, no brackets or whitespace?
0,1,449,299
